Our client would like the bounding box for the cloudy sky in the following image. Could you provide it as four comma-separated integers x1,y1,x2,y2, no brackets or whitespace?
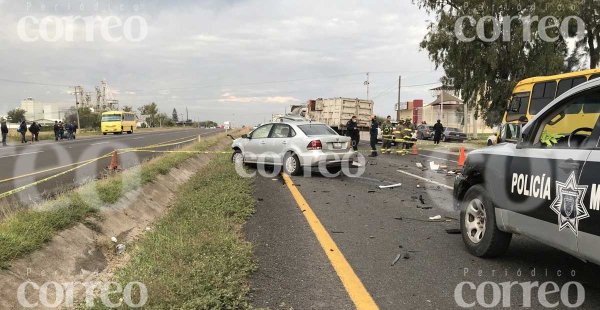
0,0,442,125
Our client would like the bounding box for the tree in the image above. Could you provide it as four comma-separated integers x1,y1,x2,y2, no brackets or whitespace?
198,120,218,128
138,102,159,127
7,108,26,123
156,113,174,127
122,105,133,112
172,108,179,122
416,0,573,126
572,0,600,68
64,107,100,129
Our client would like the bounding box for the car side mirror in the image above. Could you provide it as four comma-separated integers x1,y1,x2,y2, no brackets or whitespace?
242,134,249,139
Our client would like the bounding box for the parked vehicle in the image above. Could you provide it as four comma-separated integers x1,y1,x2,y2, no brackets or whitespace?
416,124,433,140
442,127,467,142
290,98,374,133
453,78,600,264
231,121,356,175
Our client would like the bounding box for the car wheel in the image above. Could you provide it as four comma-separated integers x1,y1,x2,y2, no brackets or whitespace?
487,140,493,146
327,165,342,174
283,153,301,176
232,149,244,165
460,185,512,257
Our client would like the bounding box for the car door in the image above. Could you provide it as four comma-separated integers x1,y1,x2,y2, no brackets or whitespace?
244,124,273,164
493,89,600,256
571,92,600,263
268,124,295,165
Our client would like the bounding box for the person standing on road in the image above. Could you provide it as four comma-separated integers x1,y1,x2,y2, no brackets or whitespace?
53,121,60,141
66,122,73,140
72,121,78,140
433,119,444,145
1,121,8,146
381,115,393,154
19,121,27,143
368,115,379,157
58,121,64,140
346,116,360,151
29,121,40,142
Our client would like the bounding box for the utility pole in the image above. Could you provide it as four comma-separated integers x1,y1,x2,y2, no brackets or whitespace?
364,72,370,99
397,75,402,113
73,86,81,129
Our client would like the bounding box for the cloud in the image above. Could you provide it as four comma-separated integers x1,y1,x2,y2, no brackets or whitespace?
218,93,300,104
0,0,442,125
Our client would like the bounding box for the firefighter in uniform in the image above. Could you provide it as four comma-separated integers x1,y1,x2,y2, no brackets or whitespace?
381,115,394,154
394,119,406,155
402,119,417,152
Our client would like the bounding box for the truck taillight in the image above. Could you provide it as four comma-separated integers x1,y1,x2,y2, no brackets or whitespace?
307,140,322,150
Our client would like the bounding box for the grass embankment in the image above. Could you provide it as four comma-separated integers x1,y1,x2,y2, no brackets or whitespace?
0,132,231,265
95,155,255,309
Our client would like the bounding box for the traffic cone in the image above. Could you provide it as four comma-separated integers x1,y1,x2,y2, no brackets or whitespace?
458,147,466,168
411,143,418,155
109,150,119,170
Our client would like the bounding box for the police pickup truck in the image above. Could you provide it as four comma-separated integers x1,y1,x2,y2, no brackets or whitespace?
454,78,600,264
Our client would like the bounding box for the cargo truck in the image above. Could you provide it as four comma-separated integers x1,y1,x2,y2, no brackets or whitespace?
289,97,374,134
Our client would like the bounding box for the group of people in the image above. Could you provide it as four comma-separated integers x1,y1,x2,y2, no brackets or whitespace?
0,120,78,146
345,115,445,157
53,121,78,141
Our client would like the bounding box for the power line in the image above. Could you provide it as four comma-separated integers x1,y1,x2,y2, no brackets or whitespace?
0,77,74,88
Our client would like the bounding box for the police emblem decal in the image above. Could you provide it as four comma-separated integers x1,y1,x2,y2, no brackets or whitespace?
550,171,589,235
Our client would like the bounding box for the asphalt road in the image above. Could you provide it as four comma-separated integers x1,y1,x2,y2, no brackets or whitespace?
0,128,223,205
247,142,600,309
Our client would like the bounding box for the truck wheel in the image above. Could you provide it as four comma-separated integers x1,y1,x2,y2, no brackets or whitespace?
283,153,301,176
460,185,512,257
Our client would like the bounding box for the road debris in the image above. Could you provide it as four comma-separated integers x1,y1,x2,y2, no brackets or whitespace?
428,215,442,220
111,236,118,243
419,195,425,204
379,183,402,189
429,161,440,170
116,243,126,254
445,228,461,234
416,163,423,168
391,253,402,266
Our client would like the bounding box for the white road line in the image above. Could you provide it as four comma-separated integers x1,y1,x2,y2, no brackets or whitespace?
397,169,453,190
0,151,44,159
91,141,109,145
130,137,145,140
419,154,458,163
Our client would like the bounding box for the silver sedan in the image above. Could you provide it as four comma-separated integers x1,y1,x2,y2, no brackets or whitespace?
231,121,356,175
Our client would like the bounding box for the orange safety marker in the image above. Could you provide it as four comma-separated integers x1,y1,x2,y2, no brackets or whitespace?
109,150,119,170
411,143,418,155
458,147,466,168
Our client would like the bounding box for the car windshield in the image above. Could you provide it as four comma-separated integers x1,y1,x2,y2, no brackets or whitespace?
298,124,338,136
102,114,121,122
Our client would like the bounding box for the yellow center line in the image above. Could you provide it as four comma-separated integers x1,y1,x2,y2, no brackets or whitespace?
281,173,379,310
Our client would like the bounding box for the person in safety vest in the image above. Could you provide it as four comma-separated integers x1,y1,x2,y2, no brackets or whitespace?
381,115,394,154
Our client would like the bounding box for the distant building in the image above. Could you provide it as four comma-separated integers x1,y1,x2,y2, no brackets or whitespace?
396,91,494,136
19,98,71,122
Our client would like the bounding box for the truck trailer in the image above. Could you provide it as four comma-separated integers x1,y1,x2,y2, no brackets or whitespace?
289,98,374,133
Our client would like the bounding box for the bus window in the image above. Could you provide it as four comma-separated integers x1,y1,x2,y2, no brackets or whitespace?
529,81,557,115
506,92,530,122
590,74,600,81
557,77,587,97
